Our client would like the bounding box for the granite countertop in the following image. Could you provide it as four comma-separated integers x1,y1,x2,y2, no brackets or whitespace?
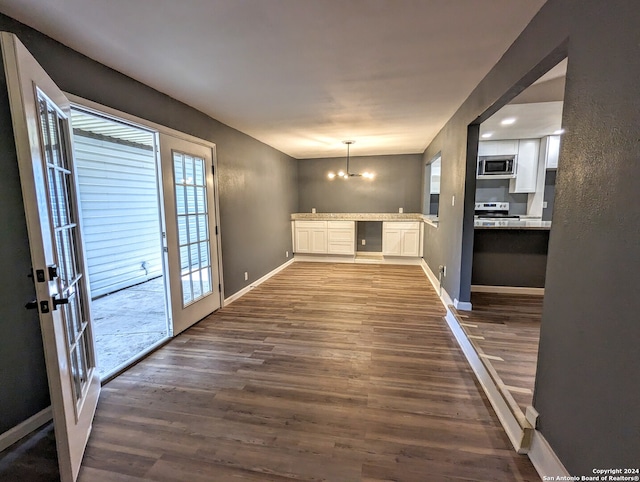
474,218,552,230
291,212,425,221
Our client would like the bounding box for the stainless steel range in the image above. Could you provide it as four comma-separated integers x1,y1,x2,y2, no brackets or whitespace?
474,202,520,219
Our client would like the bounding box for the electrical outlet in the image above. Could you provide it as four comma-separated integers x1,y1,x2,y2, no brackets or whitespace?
361,239,366,246
543,201,548,209
399,207,403,213
244,272,248,281
286,250,289,258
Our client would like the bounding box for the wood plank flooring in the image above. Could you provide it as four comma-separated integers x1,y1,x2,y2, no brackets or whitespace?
75,262,538,481
458,292,543,415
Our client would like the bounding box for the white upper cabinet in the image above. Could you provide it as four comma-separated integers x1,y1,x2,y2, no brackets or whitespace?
509,139,540,193
478,140,519,156
545,135,561,169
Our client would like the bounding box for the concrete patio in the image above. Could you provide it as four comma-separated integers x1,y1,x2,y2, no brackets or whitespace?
91,276,168,378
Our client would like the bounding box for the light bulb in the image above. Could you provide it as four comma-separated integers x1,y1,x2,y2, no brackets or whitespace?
338,170,345,177
328,172,336,179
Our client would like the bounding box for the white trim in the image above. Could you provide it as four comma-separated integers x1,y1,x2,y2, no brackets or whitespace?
66,94,216,149
420,258,440,292
471,284,545,295
443,310,533,453
293,254,422,265
454,298,473,311
0,407,52,452
528,430,570,479
224,258,295,306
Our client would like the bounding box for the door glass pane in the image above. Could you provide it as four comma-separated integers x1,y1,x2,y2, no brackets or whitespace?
38,93,94,407
173,151,213,306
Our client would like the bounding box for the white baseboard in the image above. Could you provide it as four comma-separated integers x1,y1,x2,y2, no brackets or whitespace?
0,406,52,452
443,310,532,453
294,254,355,264
420,258,440,292
294,254,422,265
528,430,570,479
454,298,473,311
471,284,545,295
224,258,295,306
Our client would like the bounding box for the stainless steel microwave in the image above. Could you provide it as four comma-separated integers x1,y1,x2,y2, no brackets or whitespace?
477,155,516,179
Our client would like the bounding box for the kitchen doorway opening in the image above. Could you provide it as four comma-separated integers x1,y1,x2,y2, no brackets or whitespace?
71,108,170,380
456,49,568,435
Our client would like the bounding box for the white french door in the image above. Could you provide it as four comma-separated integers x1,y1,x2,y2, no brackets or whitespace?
1,33,99,482
160,134,222,335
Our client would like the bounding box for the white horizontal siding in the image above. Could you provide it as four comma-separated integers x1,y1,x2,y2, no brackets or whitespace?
74,134,163,298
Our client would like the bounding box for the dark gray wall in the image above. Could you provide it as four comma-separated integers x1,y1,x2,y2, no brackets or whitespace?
475,179,528,215
0,50,50,434
0,14,297,433
356,221,382,252
421,0,640,474
298,154,422,213
472,229,549,288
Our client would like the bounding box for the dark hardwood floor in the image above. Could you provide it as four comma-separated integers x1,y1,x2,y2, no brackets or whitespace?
2,263,540,481
459,292,543,415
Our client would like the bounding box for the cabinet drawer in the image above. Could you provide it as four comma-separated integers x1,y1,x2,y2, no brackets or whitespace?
385,221,420,231
328,242,355,255
295,221,327,228
328,230,353,242
327,221,353,229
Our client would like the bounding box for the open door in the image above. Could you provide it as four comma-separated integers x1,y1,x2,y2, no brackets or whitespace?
160,134,222,334
1,33,99,482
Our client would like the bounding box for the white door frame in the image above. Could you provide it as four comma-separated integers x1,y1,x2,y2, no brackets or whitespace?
66,94,225,312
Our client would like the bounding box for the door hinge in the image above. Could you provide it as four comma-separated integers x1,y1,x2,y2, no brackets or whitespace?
212,164,215,174
218,283,222,293
215,225,219,235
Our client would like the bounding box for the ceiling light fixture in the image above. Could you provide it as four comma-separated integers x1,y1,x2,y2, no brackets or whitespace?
327,141,375,180
500,117,516,125
481,132,493,138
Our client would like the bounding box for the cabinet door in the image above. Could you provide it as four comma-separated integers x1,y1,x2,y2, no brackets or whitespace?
310,228,328,253
382,229,402,256
401,229,421,257
546,135,561,169
509,139,539,193
496,140,519,155
295,227,311,253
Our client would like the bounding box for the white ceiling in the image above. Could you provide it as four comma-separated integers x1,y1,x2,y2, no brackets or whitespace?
0,0,547,159
480,59,567,140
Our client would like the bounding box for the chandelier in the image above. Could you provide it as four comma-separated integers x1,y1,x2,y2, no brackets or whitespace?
327,140,375,180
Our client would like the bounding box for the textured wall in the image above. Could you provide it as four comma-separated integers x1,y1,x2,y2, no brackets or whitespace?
297,154,422,213
421,0,640,474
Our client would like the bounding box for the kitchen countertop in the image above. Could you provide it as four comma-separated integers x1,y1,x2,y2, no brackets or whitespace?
474,218,551,230
291,213,425,221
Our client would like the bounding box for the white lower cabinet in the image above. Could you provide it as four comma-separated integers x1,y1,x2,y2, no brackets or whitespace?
382,222,421,257
294,221,327,254
327,221,355,255
294,220,355,255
